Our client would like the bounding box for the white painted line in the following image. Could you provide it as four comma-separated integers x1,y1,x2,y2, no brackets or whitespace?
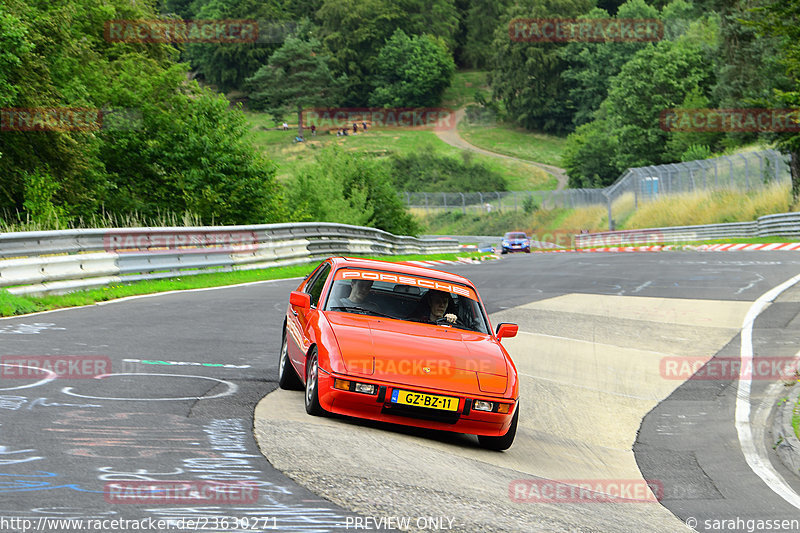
736,272,800,510
61,372,238,401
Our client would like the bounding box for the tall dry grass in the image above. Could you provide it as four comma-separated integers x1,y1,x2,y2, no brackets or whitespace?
623,183,793,229
1,210,204,233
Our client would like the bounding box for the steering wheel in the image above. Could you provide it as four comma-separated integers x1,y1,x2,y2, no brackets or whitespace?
435,315,466,327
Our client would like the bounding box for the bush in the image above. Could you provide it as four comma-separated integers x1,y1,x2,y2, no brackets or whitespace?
390,145,507,192
287,146,420,236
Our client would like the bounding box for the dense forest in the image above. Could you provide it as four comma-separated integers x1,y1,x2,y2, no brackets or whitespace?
0,0,798,233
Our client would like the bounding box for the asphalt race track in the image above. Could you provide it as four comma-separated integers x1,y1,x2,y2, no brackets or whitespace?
2,251,800,532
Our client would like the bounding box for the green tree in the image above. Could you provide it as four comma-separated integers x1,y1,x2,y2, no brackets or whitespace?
159,0,195,18
459,0,512,69
184,0,287,93
316,0,459,105
246,35,342,138
389,145,507,192
488,0,594,134
99,59,286,225
563,119,621,187
560,1,658,128
750,0,800,201
664,87,724,160
603,37,714,169
369,30,455,108
0,0,286,225
287,146,420,235
711,0,791,149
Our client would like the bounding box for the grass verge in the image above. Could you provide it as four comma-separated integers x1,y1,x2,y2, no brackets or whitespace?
457,122,568,168
0,252,482,318
793,395,800,440
442,71,490,109
244,112,554,191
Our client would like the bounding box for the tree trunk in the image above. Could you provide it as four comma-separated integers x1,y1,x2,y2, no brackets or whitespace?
297,104,303,139
791,149,800,205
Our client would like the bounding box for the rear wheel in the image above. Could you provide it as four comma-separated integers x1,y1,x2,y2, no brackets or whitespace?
304,349,325,416
278,328,303,390
478,404,518,451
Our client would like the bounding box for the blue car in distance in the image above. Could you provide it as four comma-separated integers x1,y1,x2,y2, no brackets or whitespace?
501,232,531,254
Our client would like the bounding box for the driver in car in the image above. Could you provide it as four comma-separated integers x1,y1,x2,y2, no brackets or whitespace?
411,289,457,324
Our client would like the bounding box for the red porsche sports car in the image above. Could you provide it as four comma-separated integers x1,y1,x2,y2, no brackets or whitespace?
278,257,520,450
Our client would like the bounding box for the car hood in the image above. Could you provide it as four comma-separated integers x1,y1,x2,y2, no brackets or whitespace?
326,313,508,395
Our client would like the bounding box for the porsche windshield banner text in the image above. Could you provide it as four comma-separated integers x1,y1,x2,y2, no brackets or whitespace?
337,269,476,299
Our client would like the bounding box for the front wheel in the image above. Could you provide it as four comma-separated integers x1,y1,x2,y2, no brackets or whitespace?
278,328,303,390
478,404,518,451
304,349,325,416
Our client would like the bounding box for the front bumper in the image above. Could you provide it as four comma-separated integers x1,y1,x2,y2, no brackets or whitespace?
317,370,517,437
502,244,530,253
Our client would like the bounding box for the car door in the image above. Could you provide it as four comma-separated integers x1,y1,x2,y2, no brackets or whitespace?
286,262,331,374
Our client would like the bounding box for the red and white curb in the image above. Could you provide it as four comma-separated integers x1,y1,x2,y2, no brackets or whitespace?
404,255,500,267
529,243,800,254
692,242,800,252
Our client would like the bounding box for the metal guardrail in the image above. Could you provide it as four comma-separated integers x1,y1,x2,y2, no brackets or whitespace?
574,212,800,247
0,223,459,296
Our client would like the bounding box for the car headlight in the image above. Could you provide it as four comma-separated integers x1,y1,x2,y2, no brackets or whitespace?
502,240,509,246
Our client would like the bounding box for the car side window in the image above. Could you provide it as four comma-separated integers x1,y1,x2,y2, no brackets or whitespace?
305,263,331,308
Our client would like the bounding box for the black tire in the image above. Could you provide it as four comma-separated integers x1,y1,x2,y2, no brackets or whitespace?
478,403,518,451
278,328,303,390
304,348,325,416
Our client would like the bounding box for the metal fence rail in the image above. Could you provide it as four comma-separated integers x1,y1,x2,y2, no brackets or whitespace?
0,223,459,296
402,150,792,228
574,211,800,247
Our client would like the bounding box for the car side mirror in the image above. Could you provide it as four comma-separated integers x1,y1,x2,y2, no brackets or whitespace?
289,291,311,310
495,323,518,340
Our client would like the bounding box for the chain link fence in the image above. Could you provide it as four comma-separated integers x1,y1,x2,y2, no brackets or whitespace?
402,149,792,227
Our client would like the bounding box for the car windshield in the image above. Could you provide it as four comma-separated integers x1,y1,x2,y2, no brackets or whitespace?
505,233,527,240
324,273,490,335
